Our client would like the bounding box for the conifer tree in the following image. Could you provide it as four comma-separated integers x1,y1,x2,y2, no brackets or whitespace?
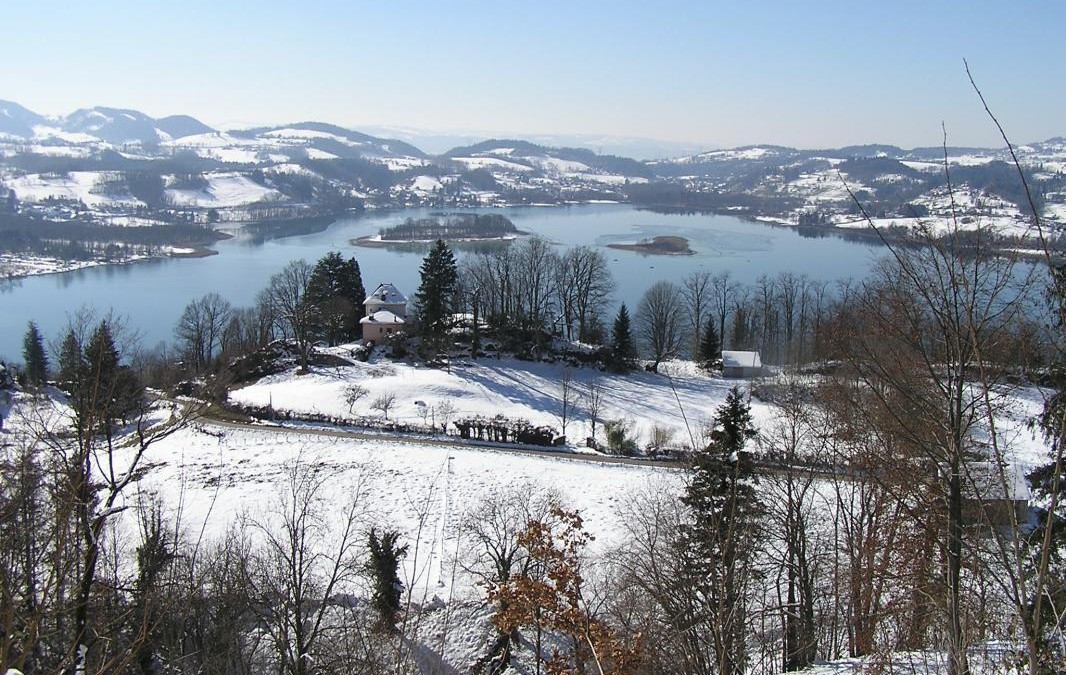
699,318,721,369
415,239,458,358
22,321,49,387
306,252,365,345
678,386,760,675
610,303,637,372
365,528,407,632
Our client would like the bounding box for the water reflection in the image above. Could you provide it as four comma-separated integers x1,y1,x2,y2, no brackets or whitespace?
0,204,883,360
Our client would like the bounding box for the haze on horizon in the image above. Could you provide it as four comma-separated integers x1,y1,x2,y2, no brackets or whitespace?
6,1,1065,152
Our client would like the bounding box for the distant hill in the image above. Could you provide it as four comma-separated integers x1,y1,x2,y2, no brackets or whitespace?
0,100,47,138
445,138,653,179
155,114,215,139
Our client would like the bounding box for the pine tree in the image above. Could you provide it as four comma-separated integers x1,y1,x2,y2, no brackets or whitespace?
699,318,721,370
306,252,366,345
365,528,408,632
415,240,458,359
22,321,49,387
610,303,637,372
678,386,761,675
81,321,143,431
58,329,85,400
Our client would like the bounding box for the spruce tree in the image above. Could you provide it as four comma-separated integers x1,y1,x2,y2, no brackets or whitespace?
58,329,85,401
415,240,458,358
678,386,760,675
699,318,721,369
306,252,365,344
610,303,637,372
22,321,49,387
82,321,143,430
365,528,408,632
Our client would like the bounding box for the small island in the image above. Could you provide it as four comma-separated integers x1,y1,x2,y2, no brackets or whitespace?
353,213,526,251
607,235,695,256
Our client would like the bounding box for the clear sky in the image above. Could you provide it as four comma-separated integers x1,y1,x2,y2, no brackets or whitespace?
5,1,1064,150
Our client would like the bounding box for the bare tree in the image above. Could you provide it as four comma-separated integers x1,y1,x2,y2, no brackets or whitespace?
462,484,559,673
682,271,713,360
263,260,316,373
433,400,456,433
176,292,233,374
556,246,615,343
344,384,369,415
555,367,577,441
371,392,397,420
636,280,684,372
243,459,369,675
584,378,606,448
711,272,738,350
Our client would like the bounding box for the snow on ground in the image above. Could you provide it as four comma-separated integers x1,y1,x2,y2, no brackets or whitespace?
409,175,444,194
265,162,319,177
194,147,262,164
451,156,534,172
31,125,99,144
0,254,106,278
577,172,646,185
1044,201,1066,224
786,169,866,204
2,170,140,208
373,156,428,171
305,147,338,160
165,171,282,207
137,421,677,600
531,156,591,174
228,356,769,448
15,144,94,158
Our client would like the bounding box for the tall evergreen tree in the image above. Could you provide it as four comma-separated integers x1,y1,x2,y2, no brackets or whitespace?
58,328,86,406
306,252,365,345
699,318,721,369
610,303,637,372
22,321,49,387
365,528,408,632
82,321,143,432
678,387,761,675
415,240,458,358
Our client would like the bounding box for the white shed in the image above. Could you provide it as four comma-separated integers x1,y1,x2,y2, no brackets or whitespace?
721,350,762,378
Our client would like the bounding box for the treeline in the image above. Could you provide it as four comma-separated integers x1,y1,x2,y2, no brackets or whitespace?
379,213,517,240
0,212,224,256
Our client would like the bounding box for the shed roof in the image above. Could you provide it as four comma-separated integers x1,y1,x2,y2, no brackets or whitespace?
721,350,762,369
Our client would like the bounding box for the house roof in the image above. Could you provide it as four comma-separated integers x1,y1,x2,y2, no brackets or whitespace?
721,350,762,369
364,283,407,305
360,310,406,325
964,462,1031,502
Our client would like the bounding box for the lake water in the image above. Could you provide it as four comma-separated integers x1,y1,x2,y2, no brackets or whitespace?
0,204,886,360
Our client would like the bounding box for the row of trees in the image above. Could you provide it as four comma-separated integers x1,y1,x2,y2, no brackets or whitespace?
173,251,366,376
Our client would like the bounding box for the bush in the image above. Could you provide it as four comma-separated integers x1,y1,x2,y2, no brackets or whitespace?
604,418,640,456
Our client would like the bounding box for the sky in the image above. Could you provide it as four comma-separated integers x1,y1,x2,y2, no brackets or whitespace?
5,1,1065,151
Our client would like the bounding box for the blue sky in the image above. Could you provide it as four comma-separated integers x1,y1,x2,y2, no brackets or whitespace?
6,1,1064,149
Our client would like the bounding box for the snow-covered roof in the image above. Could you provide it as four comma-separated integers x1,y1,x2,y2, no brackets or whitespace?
360,310,406,325
965,462,1031,502
721,350,762,369
364,283,407,305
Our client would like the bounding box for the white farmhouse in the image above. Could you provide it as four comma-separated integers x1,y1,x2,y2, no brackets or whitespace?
360,283,407,342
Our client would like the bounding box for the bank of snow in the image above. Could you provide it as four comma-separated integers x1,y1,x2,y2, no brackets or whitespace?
228,356,771,447
142,423,676,600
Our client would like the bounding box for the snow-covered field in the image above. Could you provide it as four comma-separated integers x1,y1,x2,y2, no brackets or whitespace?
137,422,676,600
229,355,766,448
164,171,282,207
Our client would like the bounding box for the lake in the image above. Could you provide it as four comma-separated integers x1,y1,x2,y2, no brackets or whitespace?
0,204,885,360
